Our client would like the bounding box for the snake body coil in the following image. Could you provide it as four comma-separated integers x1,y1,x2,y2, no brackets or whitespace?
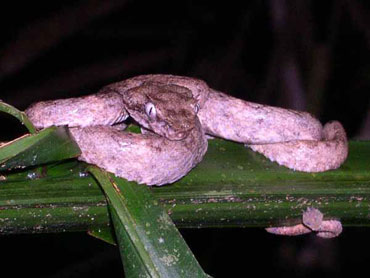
26,74,348,185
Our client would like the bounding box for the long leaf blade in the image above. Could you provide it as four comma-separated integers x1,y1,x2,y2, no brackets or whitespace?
0,140,369,234
89,167,209,278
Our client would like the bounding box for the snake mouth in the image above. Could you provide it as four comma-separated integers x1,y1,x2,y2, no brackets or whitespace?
162,124,192,141
164,127,191,141
149,119,193,141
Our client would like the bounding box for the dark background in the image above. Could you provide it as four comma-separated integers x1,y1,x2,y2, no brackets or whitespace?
0,0,369,277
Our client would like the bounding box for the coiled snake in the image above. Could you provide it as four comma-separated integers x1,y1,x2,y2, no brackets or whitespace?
26,74,348,186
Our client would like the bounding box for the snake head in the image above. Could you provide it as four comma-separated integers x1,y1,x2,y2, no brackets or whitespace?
122,83,200,140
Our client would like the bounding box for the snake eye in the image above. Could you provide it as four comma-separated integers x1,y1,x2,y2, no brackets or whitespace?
145,102,156,120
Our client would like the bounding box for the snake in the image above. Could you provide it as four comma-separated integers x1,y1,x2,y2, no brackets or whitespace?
25,74,348,185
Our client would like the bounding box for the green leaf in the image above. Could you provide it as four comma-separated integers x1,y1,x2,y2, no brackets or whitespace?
0,126,81,171
89,167,209,278
0,100,36,134
0,140,369,234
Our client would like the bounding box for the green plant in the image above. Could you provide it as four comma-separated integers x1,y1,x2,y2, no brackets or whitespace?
1,101,369,277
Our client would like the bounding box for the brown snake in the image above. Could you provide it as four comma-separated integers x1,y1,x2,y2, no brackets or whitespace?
26,74,348,185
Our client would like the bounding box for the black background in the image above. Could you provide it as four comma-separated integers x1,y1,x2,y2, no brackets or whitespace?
0,1,369,277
